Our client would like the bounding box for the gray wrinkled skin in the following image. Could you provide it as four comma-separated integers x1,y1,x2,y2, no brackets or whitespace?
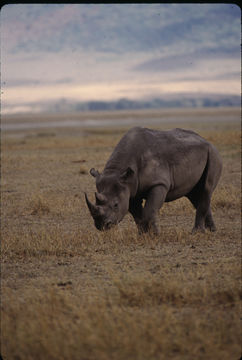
85,127,222,234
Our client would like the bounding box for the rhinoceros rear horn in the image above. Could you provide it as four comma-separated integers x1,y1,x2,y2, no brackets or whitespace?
85,193,98,217
95,192,107,205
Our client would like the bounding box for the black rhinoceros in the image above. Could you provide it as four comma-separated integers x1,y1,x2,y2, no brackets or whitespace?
85,126,222,234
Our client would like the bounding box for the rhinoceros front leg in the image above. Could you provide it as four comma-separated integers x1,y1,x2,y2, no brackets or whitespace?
129,197,144,232
139,185,167,235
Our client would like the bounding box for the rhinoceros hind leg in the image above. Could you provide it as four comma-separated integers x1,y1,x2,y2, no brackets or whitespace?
205,209,216,232
187,189,215,234
191,205,217,233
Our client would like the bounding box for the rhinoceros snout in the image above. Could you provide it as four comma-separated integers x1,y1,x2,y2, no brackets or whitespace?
105,220,113,230
95,220,114,231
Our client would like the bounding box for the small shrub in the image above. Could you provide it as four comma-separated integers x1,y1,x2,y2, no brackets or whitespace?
30,196,50,215
79,165,88,175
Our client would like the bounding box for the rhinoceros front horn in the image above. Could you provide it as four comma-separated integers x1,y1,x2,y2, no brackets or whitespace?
85,193,98,217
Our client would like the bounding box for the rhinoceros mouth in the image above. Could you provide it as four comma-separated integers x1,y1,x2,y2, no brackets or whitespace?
104,221,113,230
95,219,118,231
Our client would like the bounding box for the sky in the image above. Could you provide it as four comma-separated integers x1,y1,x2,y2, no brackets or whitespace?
1,4,241,113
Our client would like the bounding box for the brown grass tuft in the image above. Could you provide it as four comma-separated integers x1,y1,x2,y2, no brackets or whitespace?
30,195,51,215
79,165,88,174
212,185,241,210
113,265,241,308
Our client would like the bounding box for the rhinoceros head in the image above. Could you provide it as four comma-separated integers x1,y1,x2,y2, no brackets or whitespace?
85,167,134,231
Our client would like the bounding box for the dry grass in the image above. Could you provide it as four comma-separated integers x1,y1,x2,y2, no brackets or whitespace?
1,108,241,360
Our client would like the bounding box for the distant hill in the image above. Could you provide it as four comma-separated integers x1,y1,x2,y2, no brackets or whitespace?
3,94,240,115
45,94,241,113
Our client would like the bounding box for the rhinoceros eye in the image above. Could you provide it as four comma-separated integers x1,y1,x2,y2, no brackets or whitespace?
114,202,118,210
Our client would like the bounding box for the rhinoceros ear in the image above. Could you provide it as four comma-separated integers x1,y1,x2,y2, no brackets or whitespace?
90,168,100,178
120,167,134,182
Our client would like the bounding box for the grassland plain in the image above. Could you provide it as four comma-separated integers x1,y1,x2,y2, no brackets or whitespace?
1,108,241,360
